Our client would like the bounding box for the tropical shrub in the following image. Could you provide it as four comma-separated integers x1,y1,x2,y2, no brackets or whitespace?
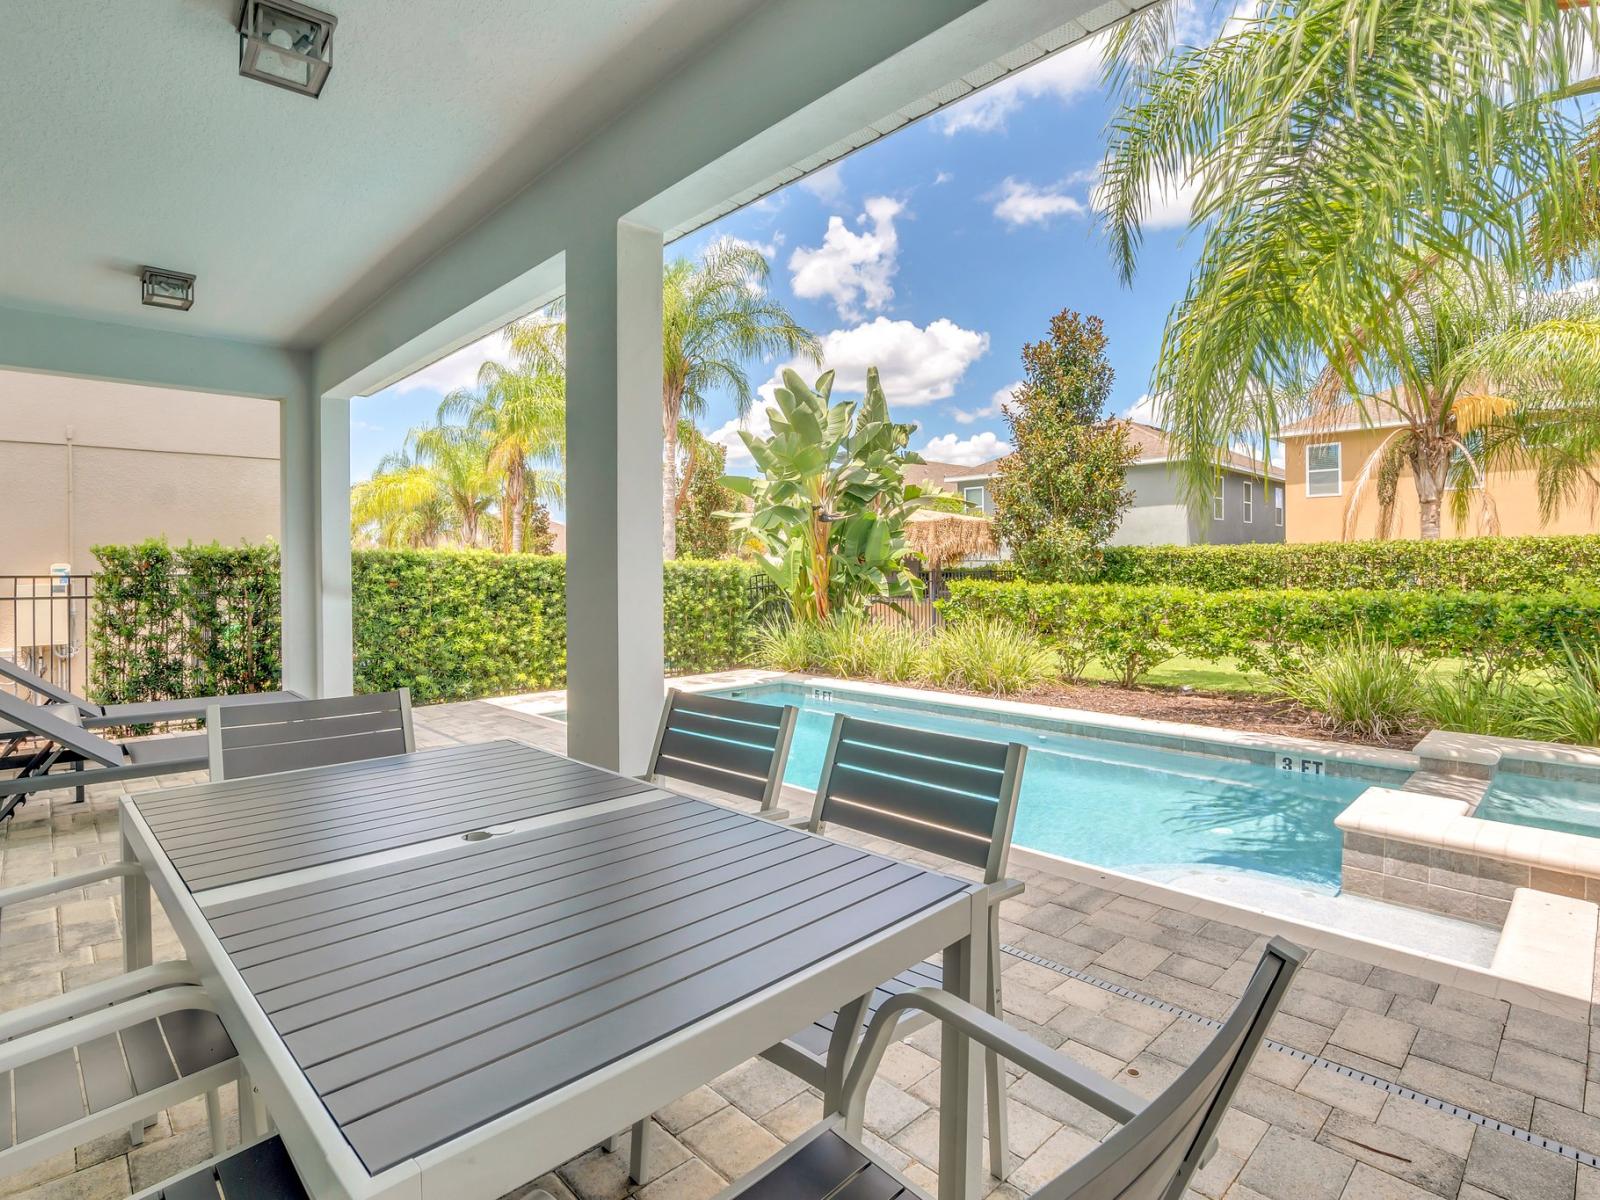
723,367,946,621
1415,670,1535,740
1269,632,1423,741
1097,535,1600,594
922,619,1058,695
1520,645,1600,747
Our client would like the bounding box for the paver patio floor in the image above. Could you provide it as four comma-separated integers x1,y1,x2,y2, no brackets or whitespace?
2,699,1596,1200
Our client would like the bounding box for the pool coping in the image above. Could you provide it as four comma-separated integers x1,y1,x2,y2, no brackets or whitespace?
751,673,1419,783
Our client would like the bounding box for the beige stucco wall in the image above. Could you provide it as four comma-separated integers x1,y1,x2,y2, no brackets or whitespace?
1282,427,1599,542
0,368,280,575
0,369,280,687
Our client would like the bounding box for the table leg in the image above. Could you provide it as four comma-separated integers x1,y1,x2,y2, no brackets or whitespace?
938,894,986,1200
120,828,152,973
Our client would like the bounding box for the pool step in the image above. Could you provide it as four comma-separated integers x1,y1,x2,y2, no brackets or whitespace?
1491,888,1597,1013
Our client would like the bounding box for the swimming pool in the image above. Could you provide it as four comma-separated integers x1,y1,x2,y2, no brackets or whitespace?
710,682,1375,891
1477,769,1600,840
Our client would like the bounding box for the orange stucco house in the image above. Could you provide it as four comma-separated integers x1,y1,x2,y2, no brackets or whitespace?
1278,402,1598,542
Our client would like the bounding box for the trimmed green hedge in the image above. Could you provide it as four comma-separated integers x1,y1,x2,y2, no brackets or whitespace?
90,542,765,706
942,579,1600,684
1097,535,1600,593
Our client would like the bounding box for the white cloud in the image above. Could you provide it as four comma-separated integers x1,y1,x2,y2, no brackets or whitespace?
953,381,1022,425
992,177,1090,227
381,329,513,396
921,431,1012,466
806,317,989,407
798,161,846,202
788,197,905,320
716,316,991,464
939,37,1106,135
707,404,776,469
933,170,954,186
1123,393,1166,426
716,233,780,259
1091,165,1201,231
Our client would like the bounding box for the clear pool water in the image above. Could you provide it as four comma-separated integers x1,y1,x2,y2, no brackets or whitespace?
712,684,1371,891
1477,771,1600,839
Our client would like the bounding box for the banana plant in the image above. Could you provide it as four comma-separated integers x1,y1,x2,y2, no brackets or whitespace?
721,367,951,621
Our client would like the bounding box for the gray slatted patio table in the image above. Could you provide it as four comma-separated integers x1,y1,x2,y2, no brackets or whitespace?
118,739,989,1200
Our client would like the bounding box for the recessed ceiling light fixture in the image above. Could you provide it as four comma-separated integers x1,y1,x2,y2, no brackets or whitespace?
140,267,196,311
238,0,336,98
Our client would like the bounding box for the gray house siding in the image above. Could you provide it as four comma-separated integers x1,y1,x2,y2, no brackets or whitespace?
943,462,1283,552
1107,465,1284,546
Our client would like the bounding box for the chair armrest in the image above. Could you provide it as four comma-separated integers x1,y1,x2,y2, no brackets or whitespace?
0,960,199,1042
840,987,1144,1132
0,862,143,912
0,983,217,1073
983,877,1027,905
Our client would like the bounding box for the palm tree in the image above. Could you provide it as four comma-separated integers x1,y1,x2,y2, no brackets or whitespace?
1097,0,1600,526
659,240,819,558
1303,272,1600,538
350,450,451,548
441,317,566,553
405,424,499,546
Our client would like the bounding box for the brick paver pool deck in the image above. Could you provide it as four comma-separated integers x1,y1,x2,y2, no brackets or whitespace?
2,699,1596,1200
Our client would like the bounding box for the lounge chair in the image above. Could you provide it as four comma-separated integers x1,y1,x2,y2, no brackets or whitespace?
719,938,1304,1200
0,654,301,730
647,688,799,817
0,691,206,821
206,689,414,780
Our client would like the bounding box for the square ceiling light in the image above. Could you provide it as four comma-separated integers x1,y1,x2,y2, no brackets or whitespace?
238,0,336,98
140,267,196,311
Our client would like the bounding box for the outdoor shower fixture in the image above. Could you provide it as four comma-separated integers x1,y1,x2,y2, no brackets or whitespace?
238,0,337,98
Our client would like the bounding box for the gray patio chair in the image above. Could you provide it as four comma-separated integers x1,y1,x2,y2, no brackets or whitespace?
207,688,414,780
0,653,301,729
762,713,1027,1178
647,688,798,817
0,690,206,821
0,963,242,1177
718,938,1304,1200
129,1135,308,1200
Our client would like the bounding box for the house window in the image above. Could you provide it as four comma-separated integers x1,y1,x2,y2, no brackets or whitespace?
1274,486,1284,526
1212,479,1225,521
1306,442,1342,497
963,485,986,509
1242,480,1254,523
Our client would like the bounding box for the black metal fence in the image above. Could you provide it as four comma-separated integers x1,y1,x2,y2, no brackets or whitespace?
0,574,97,698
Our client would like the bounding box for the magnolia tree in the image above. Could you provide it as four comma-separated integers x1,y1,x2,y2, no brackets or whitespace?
722,367,949,621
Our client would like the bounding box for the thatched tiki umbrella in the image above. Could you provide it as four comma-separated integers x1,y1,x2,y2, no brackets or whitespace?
903,508,998,597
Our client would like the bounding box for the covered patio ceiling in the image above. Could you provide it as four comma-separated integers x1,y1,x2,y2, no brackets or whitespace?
0,0,1143,773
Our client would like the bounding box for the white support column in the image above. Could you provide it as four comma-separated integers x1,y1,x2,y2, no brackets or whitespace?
564,219,665,773
279,385,353,699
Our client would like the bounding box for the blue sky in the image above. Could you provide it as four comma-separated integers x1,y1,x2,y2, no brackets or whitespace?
349,29,1212,521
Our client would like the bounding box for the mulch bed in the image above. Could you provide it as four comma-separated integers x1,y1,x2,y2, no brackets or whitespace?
931,679,1418,750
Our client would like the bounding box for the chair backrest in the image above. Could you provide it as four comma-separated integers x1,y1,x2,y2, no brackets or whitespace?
648,689,798,811
1039,938,1305,1200
207,690,414,781
0,690,123,766
808,713,1026,882
0,655,91,714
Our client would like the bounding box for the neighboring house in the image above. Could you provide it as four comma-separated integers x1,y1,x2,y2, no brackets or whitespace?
1278,401,1596,542
909,421,1285,549
0,368,280,690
